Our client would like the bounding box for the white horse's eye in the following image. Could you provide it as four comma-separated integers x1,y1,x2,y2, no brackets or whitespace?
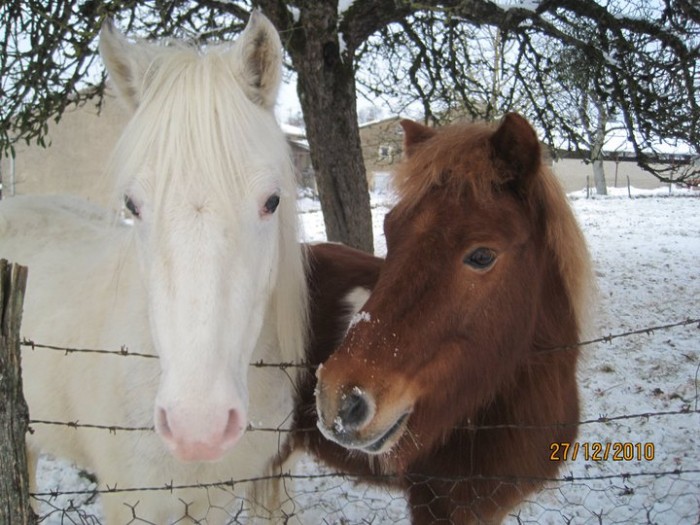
262,194,280,215
124,195,141,219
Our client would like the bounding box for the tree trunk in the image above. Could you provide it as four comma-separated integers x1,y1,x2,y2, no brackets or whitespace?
590,99,608,196
262,4,374,253
297,57,374,252
591,133,608,196
0,259,35,525
592,158,607,196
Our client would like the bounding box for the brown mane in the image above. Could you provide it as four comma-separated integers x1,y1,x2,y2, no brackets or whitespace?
393,121,499,209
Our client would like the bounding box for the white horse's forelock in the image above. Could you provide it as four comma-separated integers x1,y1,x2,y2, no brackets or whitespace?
108,40,308,368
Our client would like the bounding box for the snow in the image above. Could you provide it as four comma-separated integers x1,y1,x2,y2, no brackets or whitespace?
337,0,354,58
559,126,696,156
333,416,346,433
338,32,348,58
337,0,355,18
569,183,697,199
279,123,306,138
34,185,700,523
286,5,300,23
496,0,541,13
348,310,371,330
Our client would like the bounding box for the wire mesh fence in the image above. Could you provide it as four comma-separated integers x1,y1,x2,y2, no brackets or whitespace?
29,462,700,524
5,317,694,524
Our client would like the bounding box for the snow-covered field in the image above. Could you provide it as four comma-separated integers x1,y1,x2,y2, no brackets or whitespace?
34,186,699,524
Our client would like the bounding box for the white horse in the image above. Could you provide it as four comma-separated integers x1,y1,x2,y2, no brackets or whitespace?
0,11,307,524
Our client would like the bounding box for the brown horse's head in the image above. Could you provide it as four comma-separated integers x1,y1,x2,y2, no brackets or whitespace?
316,113,592,471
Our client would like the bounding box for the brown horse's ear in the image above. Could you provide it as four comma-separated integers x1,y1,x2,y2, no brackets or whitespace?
490,113,541,185
400,119,436,157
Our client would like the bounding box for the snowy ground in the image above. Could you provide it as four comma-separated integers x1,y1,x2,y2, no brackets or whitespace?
34,185,699,524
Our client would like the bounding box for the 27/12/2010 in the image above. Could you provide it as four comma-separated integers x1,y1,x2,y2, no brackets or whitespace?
549,442,655,462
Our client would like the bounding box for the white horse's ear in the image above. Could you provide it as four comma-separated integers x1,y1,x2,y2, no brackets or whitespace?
99,19,156,110
231,10,282,110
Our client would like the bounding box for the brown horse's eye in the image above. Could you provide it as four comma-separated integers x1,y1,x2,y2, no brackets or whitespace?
464,248,497,270
263,194,280,215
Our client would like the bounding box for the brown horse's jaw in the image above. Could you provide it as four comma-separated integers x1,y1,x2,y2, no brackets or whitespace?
360,412,410,454
316,404,411,455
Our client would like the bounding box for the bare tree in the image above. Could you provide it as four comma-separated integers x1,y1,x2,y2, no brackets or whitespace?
357,1,699,183
356,13,525,124
544,39,630,196
2,0,699,251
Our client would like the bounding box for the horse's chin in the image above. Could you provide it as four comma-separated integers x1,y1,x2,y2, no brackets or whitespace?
319,412,410,456
167,442,232,463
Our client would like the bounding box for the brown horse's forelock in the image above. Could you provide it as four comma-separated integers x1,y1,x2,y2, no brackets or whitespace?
392,122,504,218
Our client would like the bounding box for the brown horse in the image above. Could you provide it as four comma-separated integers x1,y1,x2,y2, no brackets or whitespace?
299,113,593,524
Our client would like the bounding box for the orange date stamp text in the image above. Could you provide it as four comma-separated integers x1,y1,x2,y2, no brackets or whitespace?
549,442,655,461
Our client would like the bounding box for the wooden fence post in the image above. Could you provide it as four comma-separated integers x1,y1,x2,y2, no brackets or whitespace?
0,259,36,524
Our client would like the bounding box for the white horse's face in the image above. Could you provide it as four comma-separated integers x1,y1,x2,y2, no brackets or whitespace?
101,12,295,462
128,175,282,462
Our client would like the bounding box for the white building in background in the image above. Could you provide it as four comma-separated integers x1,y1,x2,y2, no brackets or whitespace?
1,91,129,207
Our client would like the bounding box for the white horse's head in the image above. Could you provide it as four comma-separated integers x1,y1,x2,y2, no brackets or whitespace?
100,12,307,462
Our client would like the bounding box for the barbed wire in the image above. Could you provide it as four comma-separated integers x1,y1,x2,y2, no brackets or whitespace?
20,338,309,370
28,419,295,434
30,468,700,499
29,419,153,433
24,317,699,434
20,316,700,365
540,317,700,353
21,340,158,359
28,406,700,435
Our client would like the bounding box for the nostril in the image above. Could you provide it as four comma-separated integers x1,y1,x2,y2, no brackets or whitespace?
222,409,244,445
156,407,173,440
338,390,371,430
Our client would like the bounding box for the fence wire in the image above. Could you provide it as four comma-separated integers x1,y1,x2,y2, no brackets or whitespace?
21,317,700,362
27,406,700,435
18,317,700,524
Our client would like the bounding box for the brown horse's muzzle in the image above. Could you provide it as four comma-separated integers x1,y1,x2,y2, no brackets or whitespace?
315,350,415,455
